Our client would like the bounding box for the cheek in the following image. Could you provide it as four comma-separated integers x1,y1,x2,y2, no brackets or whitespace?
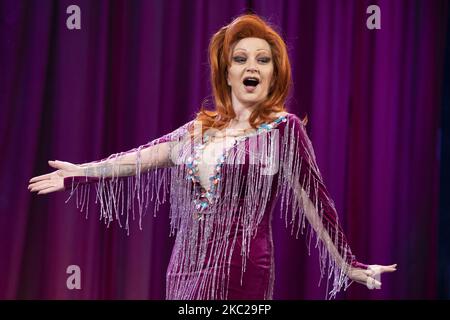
264,73,274,88
262,66,274,83
227,68,239,84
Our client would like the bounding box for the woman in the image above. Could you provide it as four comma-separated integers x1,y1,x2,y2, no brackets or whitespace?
28,14,396,299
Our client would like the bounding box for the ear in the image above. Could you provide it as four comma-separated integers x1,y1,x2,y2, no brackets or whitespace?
225,70,231,86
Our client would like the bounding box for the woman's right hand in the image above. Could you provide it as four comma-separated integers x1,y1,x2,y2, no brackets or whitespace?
28,160,83,195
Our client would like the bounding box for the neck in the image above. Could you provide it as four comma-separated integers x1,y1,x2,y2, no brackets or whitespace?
230,93,257,122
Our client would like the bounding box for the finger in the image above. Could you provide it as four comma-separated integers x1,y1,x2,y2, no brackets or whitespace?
379,264,397,268
51,160,75,167
48,160,64,169
29,173,52,183
29,181,52,191
28,181,48,192
378,264,397,271
30,182,53,192
366,277,382,290
380,265,397,273
37,185,59,195
368,265,397,277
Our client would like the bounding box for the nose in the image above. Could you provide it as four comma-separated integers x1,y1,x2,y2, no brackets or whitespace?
245,57,259,74
246,66,259,74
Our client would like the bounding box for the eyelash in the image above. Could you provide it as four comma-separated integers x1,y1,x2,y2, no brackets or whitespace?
232,56,271,64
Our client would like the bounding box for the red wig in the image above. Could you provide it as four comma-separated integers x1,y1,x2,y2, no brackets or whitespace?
193,14,299,135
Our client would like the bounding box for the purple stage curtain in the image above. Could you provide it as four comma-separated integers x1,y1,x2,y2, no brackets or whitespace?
0,0,447,299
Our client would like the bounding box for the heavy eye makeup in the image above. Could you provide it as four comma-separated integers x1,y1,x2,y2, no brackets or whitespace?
232,55,272,64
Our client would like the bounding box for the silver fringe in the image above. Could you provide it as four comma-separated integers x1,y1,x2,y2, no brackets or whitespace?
65,114,357,299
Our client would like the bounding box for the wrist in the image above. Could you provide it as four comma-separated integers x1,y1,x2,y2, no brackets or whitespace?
351,261,369,270
63,175,104,191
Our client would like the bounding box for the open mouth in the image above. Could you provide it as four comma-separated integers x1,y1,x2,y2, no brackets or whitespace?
243,77,260,87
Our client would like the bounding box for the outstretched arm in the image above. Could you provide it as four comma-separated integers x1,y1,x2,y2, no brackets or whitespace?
278,114,397,297
294,184,396,290
28,119,195,194
78,139,175,178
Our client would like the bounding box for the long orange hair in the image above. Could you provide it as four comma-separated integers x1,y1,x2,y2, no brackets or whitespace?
192,14,296,136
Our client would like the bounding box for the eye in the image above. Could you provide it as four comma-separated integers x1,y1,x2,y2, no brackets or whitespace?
233,56,246,63
258,57,271,63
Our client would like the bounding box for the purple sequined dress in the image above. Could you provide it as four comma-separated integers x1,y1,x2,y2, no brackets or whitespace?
64,113,367,300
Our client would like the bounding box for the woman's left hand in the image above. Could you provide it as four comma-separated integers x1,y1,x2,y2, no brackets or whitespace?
348,264,397,289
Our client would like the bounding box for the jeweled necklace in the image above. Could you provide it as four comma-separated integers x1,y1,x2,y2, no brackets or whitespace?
186,115,287,220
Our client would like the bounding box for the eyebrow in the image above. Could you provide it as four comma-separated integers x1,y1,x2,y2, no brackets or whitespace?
233,48,271,53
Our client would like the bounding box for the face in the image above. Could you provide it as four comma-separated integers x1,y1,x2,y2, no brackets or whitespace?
227,37,274,107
